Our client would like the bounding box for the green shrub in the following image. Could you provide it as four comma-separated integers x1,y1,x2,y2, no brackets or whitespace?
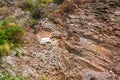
27,0,64,19
38,75,49,80
0,42,10,57
27,0,64,8
31,7,45,19
0,19,24,58
27,0,53,7
0,72,28,80
29,19,39,25
53,0,64,4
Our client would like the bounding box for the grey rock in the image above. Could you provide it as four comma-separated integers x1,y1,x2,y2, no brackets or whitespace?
6,56,13,65
70,19,80,23
48,3,58,12
69,15,79,19
43,21,56,31
40,37,51,44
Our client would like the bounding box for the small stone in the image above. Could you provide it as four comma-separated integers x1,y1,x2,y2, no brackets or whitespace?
70,19,79,23
7,69,16,76
48,3,58,12
40,37,51,44
6,56,13,65
22,67,30,77
70,24,75,26
0,16,5,20
92,35,99,40
69,15,76,18
114,11,120,16
52,31,61,38
43,21,56,31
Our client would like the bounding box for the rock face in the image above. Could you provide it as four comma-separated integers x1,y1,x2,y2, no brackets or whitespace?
0,0,120,80
79,0,94,3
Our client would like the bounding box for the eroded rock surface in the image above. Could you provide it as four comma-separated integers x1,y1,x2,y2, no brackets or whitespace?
1,0,120,80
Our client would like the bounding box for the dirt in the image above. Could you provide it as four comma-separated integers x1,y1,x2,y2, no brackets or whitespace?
0,0,120,80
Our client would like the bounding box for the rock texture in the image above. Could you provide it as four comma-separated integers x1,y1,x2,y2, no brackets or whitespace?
0,0,120,80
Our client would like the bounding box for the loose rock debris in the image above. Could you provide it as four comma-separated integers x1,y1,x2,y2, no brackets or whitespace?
0,0,120,80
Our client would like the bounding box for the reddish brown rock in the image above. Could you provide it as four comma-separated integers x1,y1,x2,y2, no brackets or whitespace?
79,0,94,3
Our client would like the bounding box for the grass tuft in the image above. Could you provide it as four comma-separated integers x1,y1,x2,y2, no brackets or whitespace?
0,72,28,80
0,18,24,58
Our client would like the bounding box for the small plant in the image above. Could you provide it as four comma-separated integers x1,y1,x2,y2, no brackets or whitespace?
0,42,10,57
0,18,24,58
0,72,28,80
27,0,54,7
53,0,64,4
27,0,58,19
38,75,48,80
26,0,64,19
29,19,39,27
31,7,45,19
15,49,25,56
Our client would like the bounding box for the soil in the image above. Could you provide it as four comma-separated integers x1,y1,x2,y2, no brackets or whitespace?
0,0,120,80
